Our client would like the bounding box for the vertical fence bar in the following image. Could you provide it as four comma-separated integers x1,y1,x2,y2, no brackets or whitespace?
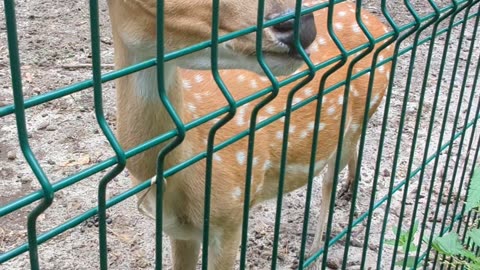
456,40,480,241
372,1,419,266
456,58,480,261
237,0,279,267
202,0,238,268
412,2,464,267
339,1,377,268
376,2,421,267
269,2,316,269
301,1,349,267
358,1,400,268
88,1,127,269
435,1,476,248
441,0,479,245
154,1,187,269
421,1,475,267
395,0,441,267
3,1,55,269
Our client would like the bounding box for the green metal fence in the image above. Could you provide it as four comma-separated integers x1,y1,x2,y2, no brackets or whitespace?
1,0,480,269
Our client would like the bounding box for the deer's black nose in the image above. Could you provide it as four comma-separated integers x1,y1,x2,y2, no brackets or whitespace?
268,9,317,58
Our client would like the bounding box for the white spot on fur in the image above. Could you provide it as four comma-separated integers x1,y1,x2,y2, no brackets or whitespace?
237,74,246,82
318,122,326,131
182,79,192,89
289,125,296,133
310,42,319,52
253,157,259,167
193,93,202,101
285,159,327,175
276,131,283,140
293,97,302,105
378,65,385,73
303,87,314,96
236,106,247,126
266,105,276,115
263,160,272,170
194,74,204,83
258,115,268,122
236,151,246,165
386,71,391,80
338,11,347,17
352,24,361,33
351,86,360,97
187,103,196,112
318,37,327,45
256,182,264,193
350,123,360,132
327,106,336,115
307,121,315,131
250,79,258,89
259,76,269,82
232,187,242,199
370,94,380,108
338,95,344,105
213,153,222,162
335,22,344,30
300,130,309,139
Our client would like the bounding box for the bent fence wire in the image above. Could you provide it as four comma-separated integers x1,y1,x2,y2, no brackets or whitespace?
1,0,480,269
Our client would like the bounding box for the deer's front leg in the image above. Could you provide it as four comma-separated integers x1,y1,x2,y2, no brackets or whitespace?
207,226,242,270
171,238,201,270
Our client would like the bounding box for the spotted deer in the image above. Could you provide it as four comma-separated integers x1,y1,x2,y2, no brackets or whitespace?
107,0,393,269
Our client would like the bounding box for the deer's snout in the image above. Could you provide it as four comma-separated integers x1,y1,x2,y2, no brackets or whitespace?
268,9,317,58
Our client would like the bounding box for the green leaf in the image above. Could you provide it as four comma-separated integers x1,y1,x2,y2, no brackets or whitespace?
394,256,422,268
385,239,397,246
432,232,464,256
459,249,479,263
467,228,480,248
466,167,480,212
392,226,399,236
412,220,419,235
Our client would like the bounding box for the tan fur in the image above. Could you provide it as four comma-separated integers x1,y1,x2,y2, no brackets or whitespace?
108,1,393,269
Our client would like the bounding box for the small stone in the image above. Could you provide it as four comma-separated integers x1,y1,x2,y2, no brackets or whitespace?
37,121,49,130
47,159,55,165
7,151,16,160
46,125,57,131
326,257,341,269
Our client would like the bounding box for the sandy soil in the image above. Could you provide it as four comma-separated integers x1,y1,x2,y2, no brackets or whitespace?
1,0,479,269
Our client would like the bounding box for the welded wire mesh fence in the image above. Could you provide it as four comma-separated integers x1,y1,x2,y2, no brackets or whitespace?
1,0,480,269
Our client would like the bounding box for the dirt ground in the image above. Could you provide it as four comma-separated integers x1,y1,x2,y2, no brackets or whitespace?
1,0,479,269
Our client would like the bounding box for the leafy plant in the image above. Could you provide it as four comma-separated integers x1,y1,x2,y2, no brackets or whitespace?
431,166,480,269
385,220,423,268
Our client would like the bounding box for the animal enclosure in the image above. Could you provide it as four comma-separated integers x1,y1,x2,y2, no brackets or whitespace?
1,0,480,269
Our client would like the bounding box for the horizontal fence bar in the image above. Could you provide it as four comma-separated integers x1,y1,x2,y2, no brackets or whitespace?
2,96,479,264
0,0,469,118
1,9,477,219
303,112,480,267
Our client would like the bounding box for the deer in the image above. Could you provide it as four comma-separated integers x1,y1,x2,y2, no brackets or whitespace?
107,0,393,269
